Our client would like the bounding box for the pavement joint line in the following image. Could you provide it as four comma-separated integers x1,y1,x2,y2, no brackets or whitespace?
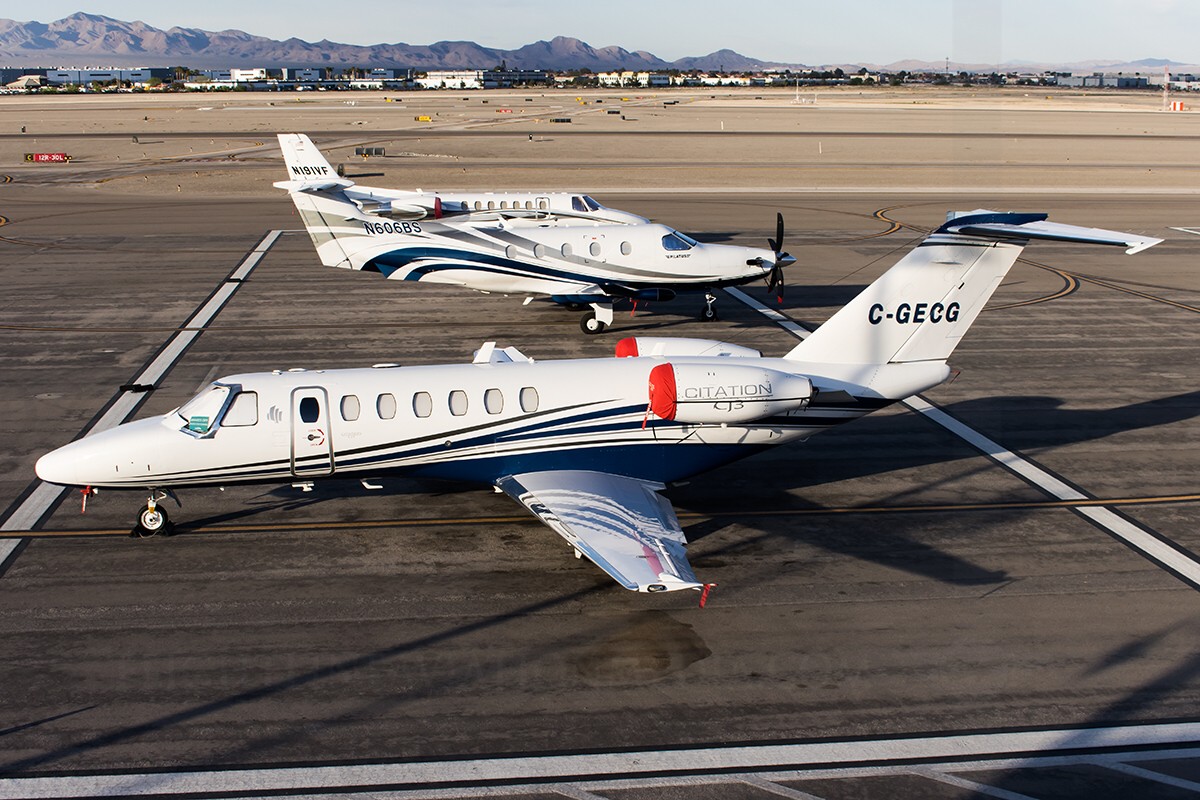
0,230,283,538
737,775,825,799
4,723,1200,797
725,288,1200,590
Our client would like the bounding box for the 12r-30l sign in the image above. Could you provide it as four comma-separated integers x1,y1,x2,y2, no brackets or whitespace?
25,153,70,162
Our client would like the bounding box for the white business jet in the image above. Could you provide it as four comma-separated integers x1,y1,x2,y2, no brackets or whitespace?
276,133,794,333
35,211,1160,601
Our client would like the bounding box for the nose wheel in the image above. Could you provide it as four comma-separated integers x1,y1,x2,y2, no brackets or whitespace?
134,491,176,537
699,291,719,322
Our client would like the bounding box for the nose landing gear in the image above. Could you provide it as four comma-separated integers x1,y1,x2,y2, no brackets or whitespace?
580,301,615,334
700,291,719,322
134,490,177,538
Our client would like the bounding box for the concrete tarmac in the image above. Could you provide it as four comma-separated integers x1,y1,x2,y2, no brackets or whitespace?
0,91,1199,797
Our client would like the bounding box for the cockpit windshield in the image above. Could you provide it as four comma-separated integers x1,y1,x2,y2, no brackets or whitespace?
572,195,603,213
661,231,699,251
176,384,231,434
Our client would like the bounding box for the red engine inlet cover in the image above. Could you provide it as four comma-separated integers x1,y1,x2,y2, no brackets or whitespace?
615,338,639,358
648,363,677,420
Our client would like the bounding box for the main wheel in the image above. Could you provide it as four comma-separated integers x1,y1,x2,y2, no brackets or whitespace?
580,312,607,334
136,506,169,538
699,306,718,322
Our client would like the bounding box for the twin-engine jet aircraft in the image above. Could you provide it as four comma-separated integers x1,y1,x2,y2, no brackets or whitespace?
35,211,1160,601
276,133,794,333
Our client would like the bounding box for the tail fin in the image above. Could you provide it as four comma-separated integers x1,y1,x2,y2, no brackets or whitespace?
276,133,353,190
785,210,1161,366
275,134,363,270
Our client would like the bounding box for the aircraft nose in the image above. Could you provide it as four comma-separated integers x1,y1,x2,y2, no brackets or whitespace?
35,444,83,487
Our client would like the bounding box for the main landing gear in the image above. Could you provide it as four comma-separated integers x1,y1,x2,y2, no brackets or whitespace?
699,290,719,322
580,301,615,335
134,490,177,538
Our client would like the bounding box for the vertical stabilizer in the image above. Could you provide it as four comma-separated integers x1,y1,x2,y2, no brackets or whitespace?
278,133,351,187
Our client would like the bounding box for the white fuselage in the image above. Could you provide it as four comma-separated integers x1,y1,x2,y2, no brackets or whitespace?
34,354,949,493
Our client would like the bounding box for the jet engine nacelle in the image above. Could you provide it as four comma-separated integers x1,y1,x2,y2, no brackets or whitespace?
647,362,812,424
616,337,762,359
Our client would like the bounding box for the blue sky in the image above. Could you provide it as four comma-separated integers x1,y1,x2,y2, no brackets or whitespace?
16,0,1200,65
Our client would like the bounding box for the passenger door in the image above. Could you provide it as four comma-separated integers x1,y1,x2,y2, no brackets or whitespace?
290,387,334,477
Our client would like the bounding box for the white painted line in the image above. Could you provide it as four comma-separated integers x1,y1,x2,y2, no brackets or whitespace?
1168,227,1200,236
725,290,1200,589
724,288,810,340
1100,761,1200,793
906,395,1200,586
0,231,283,535
0,538,21,570
909,767,1038,800
3,723,1200,797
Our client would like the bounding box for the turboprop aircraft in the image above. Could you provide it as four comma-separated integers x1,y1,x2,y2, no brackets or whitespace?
35,211,1160,602
276,133,794,333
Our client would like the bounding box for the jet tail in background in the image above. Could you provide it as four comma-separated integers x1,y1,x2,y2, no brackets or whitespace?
276,133,353,191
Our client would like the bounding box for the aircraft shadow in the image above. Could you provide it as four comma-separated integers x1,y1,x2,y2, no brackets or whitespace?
669,389,1200,586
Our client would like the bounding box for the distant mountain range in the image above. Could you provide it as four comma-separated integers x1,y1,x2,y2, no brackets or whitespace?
0,13,1196,73
0,12,804,71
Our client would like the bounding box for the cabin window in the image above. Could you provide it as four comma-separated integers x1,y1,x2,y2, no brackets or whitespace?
538,198,548,210
487,200,495,210
561,243,573,257
505,244,517,260
533,244,546,259
299,396,320,424
620,241,632,256
500,200,509,210
525,200,533,209
340,394,360,422
484,388,504,414
474,200,482,211
223,391,258,427
572,196,587,212
376,393,396,420
448,390,468,416
412,391,432,418
589,241,601,257
519,386,539,413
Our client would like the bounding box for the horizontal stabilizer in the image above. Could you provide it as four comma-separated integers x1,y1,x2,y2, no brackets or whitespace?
273,178,353,193
940,211,1163,254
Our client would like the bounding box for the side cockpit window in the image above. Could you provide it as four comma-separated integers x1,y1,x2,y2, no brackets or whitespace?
661,232,694,251
581,195,602,212
223,391,259,427
572,195,587,212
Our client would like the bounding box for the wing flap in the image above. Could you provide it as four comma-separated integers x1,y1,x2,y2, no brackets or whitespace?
496,470,702,593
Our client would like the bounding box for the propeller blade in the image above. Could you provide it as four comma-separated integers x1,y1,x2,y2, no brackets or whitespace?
774,212,785,252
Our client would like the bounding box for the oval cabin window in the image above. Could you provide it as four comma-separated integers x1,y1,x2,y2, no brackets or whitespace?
376,393,396,420
340,394,360,422
412,392,432,418
484,388,504,415
448,390,468,416
589,241,601,257
620,241,632,256
519,386,539,413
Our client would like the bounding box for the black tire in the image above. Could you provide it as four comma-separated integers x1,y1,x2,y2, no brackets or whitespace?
136,505,169,538
580,312,607,334
700,306,718,322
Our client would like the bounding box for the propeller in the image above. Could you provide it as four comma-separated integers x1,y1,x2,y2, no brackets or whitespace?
764,212,795,303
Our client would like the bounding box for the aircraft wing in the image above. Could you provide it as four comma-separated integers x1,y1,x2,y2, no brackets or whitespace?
495,470,705,594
